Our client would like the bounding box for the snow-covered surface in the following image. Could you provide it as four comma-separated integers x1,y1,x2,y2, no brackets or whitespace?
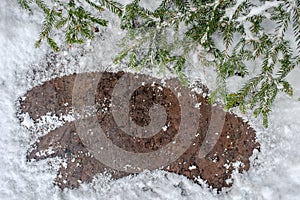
1,1,300,199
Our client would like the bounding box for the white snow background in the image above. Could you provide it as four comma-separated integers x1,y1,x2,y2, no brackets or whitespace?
1,0,300,199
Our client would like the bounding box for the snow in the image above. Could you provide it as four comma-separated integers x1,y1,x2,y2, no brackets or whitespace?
139,0,162,12
238,1,284,22
224,0,246,20
0,0,300,200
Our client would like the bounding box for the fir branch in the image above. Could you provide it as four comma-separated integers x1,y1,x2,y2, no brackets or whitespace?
292,0,300,53
84,0,105,12
35,8,57,48
18,0,33,13
19,0,300,127
35,0,50,14
46,36,60,52
98,0,123,17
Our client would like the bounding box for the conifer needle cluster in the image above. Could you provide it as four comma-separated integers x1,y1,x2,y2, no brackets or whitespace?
19,0,300,127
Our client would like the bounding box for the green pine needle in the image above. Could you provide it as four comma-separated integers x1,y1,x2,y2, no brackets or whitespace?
18,0,300,128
